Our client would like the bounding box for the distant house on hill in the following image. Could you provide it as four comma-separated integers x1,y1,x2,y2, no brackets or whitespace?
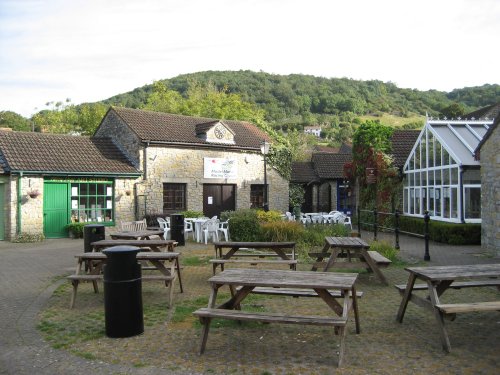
304,125,322,137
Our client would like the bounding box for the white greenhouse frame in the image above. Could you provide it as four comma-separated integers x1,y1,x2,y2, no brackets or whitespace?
402,118,491,223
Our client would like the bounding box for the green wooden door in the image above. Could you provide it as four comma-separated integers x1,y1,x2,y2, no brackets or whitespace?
0,184,5,240
43,182,69,238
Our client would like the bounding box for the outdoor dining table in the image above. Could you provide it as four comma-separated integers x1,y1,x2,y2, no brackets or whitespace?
68,251,182,308
310,236,389,285
91,239,177,252
396,263,500,352
110,229,165,240
193,268,360,367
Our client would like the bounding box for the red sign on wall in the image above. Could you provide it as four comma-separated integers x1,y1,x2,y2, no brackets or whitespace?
366,168,376,184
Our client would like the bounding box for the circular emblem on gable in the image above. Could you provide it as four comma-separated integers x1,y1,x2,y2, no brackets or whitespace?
214,125,226,139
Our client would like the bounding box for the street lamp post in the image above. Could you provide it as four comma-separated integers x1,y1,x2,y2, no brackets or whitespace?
260,140,271,212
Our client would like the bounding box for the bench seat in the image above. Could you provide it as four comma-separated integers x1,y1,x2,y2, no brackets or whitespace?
394,279,500,293
237,286,363,298
193,307,348,326
210,259,297,273
366,251,391,267
67,273,175,309
435,301,500,314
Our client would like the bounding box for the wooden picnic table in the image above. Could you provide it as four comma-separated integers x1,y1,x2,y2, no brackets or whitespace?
110,229,165,240
211,241,297,274
310,237,390,285
396,264,500,352
91,239,177,252
193,268,360,367
67,251,182,308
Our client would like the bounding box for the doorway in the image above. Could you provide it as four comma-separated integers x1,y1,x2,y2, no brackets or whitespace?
203,184,235,218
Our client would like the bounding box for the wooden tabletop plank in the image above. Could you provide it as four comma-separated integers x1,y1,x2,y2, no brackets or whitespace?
325,237,369,248
405,264,500,281
91,239,175,247
75,252,180,260
208,268,357,289
213,241,296,248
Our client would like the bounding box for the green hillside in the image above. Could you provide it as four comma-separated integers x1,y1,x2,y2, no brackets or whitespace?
102,70,500,127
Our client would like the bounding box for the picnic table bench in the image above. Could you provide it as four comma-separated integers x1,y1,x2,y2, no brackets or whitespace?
193,268,360,367
396,264,500,352
68,251,181,309
210,241,297,274
310,237,390,284
91,239,177,252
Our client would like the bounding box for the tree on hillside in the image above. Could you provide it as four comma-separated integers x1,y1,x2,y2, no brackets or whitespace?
0,111,32,131
439,103,466,119
350,120,398,210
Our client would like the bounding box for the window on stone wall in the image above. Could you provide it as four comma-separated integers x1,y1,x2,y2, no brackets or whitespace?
163,183,186,212
70,182,113,223
250,184,264,209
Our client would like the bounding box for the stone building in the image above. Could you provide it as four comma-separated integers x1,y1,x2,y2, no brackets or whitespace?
474,107,500,256
0,107,289,240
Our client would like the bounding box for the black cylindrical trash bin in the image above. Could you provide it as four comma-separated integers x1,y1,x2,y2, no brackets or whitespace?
170,214,185,246
102,246,144,338
83,224,105,252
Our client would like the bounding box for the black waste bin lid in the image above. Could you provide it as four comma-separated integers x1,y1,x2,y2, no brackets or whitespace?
102,245,141,255
85,224,105,228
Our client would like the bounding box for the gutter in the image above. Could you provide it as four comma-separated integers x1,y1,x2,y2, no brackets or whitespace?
10,170,141,178
17,172,22,235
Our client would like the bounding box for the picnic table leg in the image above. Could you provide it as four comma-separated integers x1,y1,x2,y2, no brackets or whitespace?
69,280,79,309
351,286,361,334
323,248,341,272
426,280,452,352
311,241,331,271
396,273,417,322
336,325,347,367
362,249,388,285
175,258,184,293
199,317,212,355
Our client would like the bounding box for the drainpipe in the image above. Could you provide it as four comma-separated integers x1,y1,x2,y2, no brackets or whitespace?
459,166,465,223
143,141,150,180
17,172,22,235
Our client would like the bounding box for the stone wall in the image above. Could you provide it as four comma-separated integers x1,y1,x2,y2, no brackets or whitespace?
94,110,141,166
479,126,500,256
135,145,289,215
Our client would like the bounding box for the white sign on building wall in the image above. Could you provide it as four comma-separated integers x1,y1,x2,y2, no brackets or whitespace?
204,158,238,179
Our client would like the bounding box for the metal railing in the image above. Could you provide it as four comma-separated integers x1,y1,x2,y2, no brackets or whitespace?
357,208,431,261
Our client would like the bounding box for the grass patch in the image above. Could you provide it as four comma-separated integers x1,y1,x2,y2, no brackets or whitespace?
181,256,211,266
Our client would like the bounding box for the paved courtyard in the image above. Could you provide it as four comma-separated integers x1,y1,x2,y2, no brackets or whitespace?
0,233,498,374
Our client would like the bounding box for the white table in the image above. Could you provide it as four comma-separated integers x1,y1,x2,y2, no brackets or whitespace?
186,218,209,242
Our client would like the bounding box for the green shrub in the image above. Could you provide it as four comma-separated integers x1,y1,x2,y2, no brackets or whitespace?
299,224,350,247
256,209,283,223
177,210,204,218
368,240,399,262
399,216,480,245
65,222,86,238
260,221,305,242
225,209,261,241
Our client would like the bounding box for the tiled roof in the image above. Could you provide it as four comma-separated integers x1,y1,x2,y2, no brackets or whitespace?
314,145,339,153
311,153,353,179
391,130,420,168
110,107,270,149
290,162,318,183
462,102,500,121
0,130,139,175
339,143,352,154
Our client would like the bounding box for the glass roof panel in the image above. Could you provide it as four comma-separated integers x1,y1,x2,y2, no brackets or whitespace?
428,123,480,166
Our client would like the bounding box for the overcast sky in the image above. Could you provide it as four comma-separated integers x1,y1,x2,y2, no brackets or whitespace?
1,0,499,118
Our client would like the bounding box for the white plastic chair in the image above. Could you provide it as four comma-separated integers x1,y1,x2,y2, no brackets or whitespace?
337,213,353,229
157,217,171,240
184,220,195,240
202,218,219,244
285,212,295,221
217,219,230,241
300,213,311,225
311,214,324,224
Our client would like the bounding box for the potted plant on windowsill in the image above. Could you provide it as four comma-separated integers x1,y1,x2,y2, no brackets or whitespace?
27,190,41,199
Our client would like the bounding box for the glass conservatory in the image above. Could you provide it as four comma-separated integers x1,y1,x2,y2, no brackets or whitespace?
402,118,492,223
